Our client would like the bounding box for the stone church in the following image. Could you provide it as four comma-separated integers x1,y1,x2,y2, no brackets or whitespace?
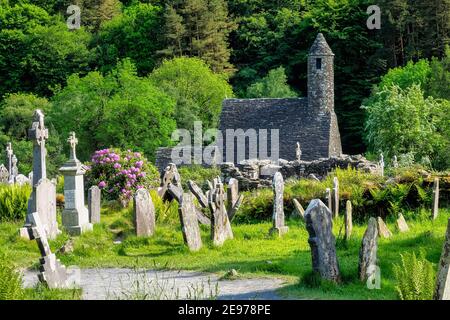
218,33,342,164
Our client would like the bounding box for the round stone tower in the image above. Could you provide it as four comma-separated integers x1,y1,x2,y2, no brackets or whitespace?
307,33,335,113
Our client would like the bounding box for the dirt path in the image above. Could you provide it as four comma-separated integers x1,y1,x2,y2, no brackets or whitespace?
23,268,289,300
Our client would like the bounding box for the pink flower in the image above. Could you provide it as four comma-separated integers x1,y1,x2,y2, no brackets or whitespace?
98,181,106,189
113,163,122,169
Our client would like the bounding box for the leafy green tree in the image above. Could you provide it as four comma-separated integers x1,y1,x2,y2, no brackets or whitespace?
71,0,122,31
149,57,233,133
428,46,450,100
246,66,297,98
50,59,176,161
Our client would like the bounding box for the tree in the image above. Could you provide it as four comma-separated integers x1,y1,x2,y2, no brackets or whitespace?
50,59,176,161
246,66,297,98
148,57,233,133
72,0,122,31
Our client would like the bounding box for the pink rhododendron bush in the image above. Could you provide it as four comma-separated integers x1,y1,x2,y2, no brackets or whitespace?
86,148,160,205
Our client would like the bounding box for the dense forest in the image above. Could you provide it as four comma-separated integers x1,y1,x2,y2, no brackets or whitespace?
0,0,449,174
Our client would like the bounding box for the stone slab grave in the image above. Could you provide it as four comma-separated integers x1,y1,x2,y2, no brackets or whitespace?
209,180,233,246
359,217,378,282
27,212,71,289
133,188,156,237
433,177,440,220
226,178,243,221
178,193,203,251
377,217,392,238
292,199,305,220
269,172,288,236
345,200,353,241
434,218,450,300
396,213,409,233
88,186,101,224
304,199,340,282
59,132,93,235
20,110,60,240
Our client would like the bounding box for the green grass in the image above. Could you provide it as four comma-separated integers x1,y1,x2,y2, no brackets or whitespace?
1,205,449,300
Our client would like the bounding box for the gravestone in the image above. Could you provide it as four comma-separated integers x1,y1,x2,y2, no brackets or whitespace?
433,178,440,220
209,182,233,246
377,217,392,238
304,199,340,282
133,188,156,237
27,212,70,289
0,164,8,184
15,174,30,186
296,142,302,161
379,153,385,177
227,178,243,221
6,142,13,177
21,110,60,240
434,218,450,300
397,213,409,232
88,186,101,224
9,154,18,183
270,172,289,236
158,163,179,199
392,155,398,168
345,200,353,241
59,132,92,235
359,217,378,282
292,199,305,220
326,188,332,212
332,177,339,218
178,193,203,251
188,180,208,208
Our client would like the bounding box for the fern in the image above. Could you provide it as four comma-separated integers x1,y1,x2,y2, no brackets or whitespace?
0,184,31,221
0,252,25,300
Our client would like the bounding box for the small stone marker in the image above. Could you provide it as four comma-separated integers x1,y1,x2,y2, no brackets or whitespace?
396,213,409,232
178,193,203,251
292,199,305,220
27,212,70,289
304,199,340,282
270,172,288,236
358,217,378,282
377,217,392,238
332,177,339,218
133,188,156,237
0,164,8,184
345,200,353,240
209,182,233,246
433,177,440,220
434,218,450,300
59,132,92,235
88,186,101,224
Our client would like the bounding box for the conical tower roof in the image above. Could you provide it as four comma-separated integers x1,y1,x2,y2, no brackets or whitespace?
309,33,334,56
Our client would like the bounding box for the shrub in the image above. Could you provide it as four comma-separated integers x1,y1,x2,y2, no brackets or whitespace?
178,166,221,190
0,252,25,300
393,252,435,300
150,189,179,225
0,184,31,221
86,148,160,206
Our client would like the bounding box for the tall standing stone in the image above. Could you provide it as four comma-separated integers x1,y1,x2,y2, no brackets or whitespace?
332,177,339,218
345,200,353,241
10,154,18,182
325,188,332,212
434,218,450,300
270,172,289,236
359,217,378,282
6,142,13,180
21,110,60,240
209,182,233,246
133,188,156,237
178,193,203,251
433,177,440,220
304,199,340,282
0,164,8,184
59,132,92,235
377,217,392,238
88,186,101,224
379,153,385,177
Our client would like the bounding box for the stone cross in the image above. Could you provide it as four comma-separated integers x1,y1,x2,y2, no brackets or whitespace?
359,217,378,282
296,142,302,161
178,193,203,251
88,186,101,224
133,188,156,237
332,177,339,218
434,218,450,300
433,177,440,220
68,132,78,160
392,155,398,168
379,153,385,177
304,199,340,282
6,142,13,177
345,200,353,241
28,109,49,185
270,172,289,236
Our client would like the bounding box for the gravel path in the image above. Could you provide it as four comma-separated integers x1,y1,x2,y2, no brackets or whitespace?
23,268,288,300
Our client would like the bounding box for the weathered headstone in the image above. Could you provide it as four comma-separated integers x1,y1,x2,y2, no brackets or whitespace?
188,180,208,208
88,186,101,224
59,132,92,235
345,200,353,241
434,218,450,300
332,177,339,218
358,217,378,282
209,182,233,246
133,188,156,237
379,153,385,177
392,155,398,168
226,178,243,221
296,142,302,161
9,154,18,183
270,172,289,236
178,193,203,251
396,213,409,232
325,188,332,212
377,217,392,238
304,199,340,282
292,199,305,220
433,177,440,220
15,174,30,186
6,142,13,179
27,212,70,289
0,164,8,184
158,163,178,199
